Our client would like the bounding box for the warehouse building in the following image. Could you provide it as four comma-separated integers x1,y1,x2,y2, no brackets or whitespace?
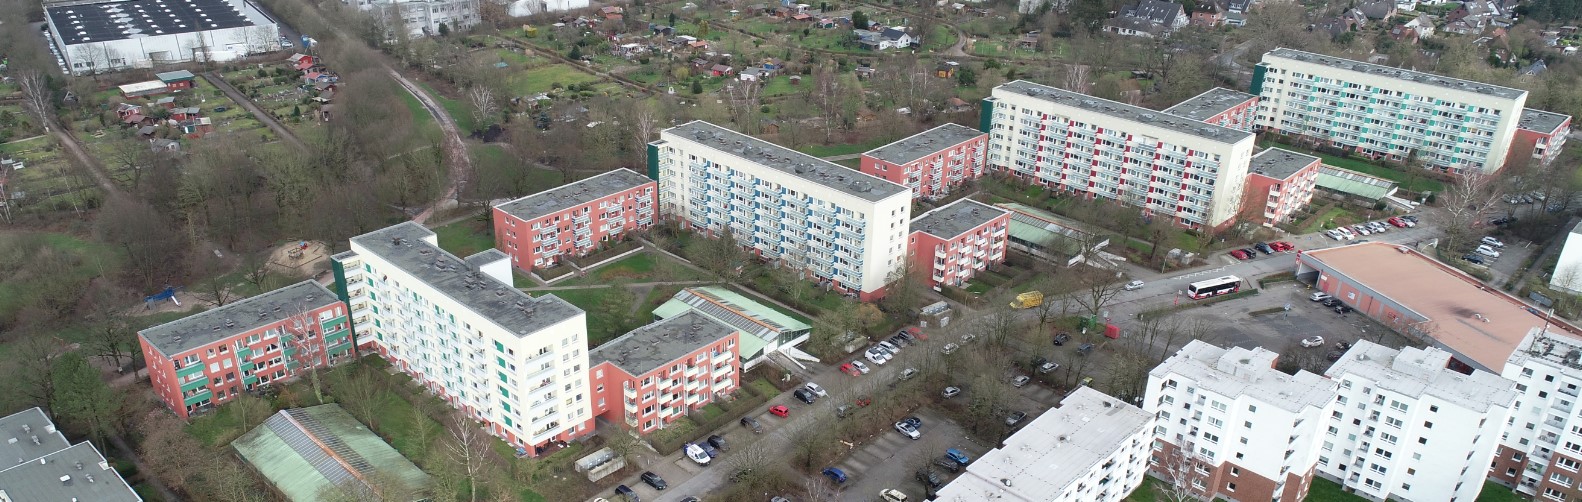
45,0,281,75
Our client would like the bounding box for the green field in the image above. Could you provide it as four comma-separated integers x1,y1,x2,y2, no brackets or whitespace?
415,82,474,134
432,218,496,258
503,63,602,97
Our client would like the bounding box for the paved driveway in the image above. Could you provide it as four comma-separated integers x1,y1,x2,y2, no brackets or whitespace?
831,408,992,502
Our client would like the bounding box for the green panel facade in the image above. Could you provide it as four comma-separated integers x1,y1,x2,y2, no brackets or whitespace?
978,99,995,133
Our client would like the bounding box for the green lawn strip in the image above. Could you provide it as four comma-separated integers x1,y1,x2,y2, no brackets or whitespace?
432,218,495,258
796,133,909,157
1304,478,1371,502
0,232,124,324
1300,207,1355,233
414,81,475,134
396,87,443,139
537,288,629,346
1475,481,1525,502
1260,139,1445,193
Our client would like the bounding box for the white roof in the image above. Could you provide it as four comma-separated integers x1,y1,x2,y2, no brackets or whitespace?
117,81,166,94
935,387,1152,501
1327,340,1516,411
1150,340,1336,413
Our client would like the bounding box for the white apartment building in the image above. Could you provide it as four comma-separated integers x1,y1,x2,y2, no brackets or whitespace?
347,0,479,38
1253,48,1528,174
1551,221,1582,294
1321,340,1516,502
650,121,912,300
332,222,592,455
1146,341,1336,502
984,80,1257,230
1492,328,1582,500
936,387,1154,502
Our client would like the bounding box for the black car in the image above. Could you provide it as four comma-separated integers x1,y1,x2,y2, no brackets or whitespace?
1053,333,1071,346
707,434,728,451
1464,254,1485,264
793,388,817,404
915,469,944,489
699,442,720,458
1491,216,1516,226
1402,215,1419,223
1005,410,1028,427
1255,242,1274,254
933,456,963,473
641,471,667,490
1326,350,1345,362
1336,341,1353,351
1321,298,1341,308
615,484,640,502
902,416,922,428
1334,304,1353,314
741,416,763,433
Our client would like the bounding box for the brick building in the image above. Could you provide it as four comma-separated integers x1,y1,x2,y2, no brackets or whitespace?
907,199,1011,289
1241,148,1321,226
859,123,989,201
588,311,741,433
493,168,656,272
1509,108,1572,167
1163,87,1260,132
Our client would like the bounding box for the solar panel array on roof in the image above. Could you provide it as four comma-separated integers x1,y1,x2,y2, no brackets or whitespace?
47,0,256,45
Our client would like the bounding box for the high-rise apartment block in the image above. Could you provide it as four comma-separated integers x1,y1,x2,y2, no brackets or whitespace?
1242,148,1321,226
907,199,1010,289
332,222,592,455
1146,341,1335,502
1253,48,1528,174
138,280,350,419
1320,341,1516,502
649,121,912,300
588,311,741,434
1492,328,1582,500
859,123,989,201
493,168,656,272
936,387,1154,502
983,80,1257,229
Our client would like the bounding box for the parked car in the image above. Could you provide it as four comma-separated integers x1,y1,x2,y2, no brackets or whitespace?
1301,336,1325,348
960,334,978,344
1010,375,1031,387
894,420,921,439
1475,245,1501,258
1077,343,1095,355
1327,349,1345,361
835,404,852,418
865,348,890,365
1336,341,1352,351
804,382,828,397
1310,292,1332,302
684,443,710,465
1005,410,1028,427
1388,217,1407,228
1352,224,1371,236
878,340,901,354
1271,241,1295,251
822,467,848,484
1491,216,1515,226
880,489,909,502
933,456,963,473
1053,333,1071,346
840,363,862,376
1401,215,1419,225
615,485,640,502
850,361,870,374
1482,236,1505,248
768,405,790,417
1321,298,1340,308
945,448,972,466
1125,279,1145,291
707,434,727,451
699,442,719,458
793,388,817,404
941,342,959,355
1333,304,1353,314
741,416,763,433
899,368,919,380
1464,254,1486,265
1229,249,1250,260
915,469,944,489
640,471,667,490
941,386,961,398
1326,229,1346,241
1033,356,1059,374
1255,242,1274,254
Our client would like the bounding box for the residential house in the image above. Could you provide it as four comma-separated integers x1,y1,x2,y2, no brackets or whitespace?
170,106,201,121
1358,0,1397,20
1241,148,1321,226
1191,4,1224,27
934,61,959,78
856,28,915,50
739,67,767,82
1521,59,1549,76
114,102,143,121
1509,108,1571,167
149,138,180,153
1103,0,1188,37
1390,25,1420,43
944,97,973,113
587,311,741,434
860,123,989,200
1315,16,1355,40
492,168,656,272
1404,14,1436,37
288,53,318,71
709,64,733,77
1491,328,1582,499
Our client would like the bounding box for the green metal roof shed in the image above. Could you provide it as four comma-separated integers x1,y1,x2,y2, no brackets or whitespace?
652,286,811,365
232,404,430,502
1315,165,1398,201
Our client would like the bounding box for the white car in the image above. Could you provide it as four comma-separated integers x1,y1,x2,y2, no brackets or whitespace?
878,340,901,354
941,342,959,355
1310,292,1332,302
865,348,890,365
1481,236,1505,248
1301,336,1325,348
1124,280,1145,291
1475,245,1501,258
684,443,711,465
1326,230,1345,241
880,488,909,502
850,360,870,374
894,420,921,439
804,382,828,397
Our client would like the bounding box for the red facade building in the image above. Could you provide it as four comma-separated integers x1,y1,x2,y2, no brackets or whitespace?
1509,108,1571,168
1241,148,1321,226
908,199,1011,289
860,123,989,201
139,281,351,419
587,311,741,434
493,168,657,272
1162,87,1259,132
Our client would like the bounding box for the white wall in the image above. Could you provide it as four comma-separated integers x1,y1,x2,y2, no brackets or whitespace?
1551,229,1582,293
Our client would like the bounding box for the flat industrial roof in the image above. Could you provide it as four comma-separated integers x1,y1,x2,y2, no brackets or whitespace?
47,0,258,45
1151,340,1336,413
993,80,1254,145
348,222,582,338
1328,340,1515,412
1518,108,1571,134
138,281,340,358
494,168,652,222
935,387,1152,501
1302,242,1582,371
862,123,985,165
0,442,140,502
1315,165,1396,200
661,121,908,202
1248,148,1319,180
909,199,1008,239
0,408,71,468
590,310,737,376
1264,48,1527,100
1162,87,1258,121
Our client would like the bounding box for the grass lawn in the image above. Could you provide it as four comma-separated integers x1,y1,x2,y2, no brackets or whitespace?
0,232,123,325
797,133,908,157
1476,481,1524,502
1305,477,1369,502
416,82,476,134
470,143,564,195
1260,139,1445,193
1300,206,1357,233
538,287,635,346
433,218,495,258
397,86,442,139
504,63,602,96
556,251,715,286
760,75,803,97
964,279,992,295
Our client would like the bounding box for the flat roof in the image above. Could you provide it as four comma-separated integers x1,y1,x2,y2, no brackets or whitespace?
1328,340,1515,412
993,80,1254,145
1302,242,1582,371
1518,108,1571,134
117,81,166,94
1162,87,1258,121
651,286,810,343
0,408,71,467
1315,165,1396,200
909,199,1008,239
232,405,429,502
494,168,652,222
1264,48,1527,100
155,70,195,82
590,311,736,375
1151,340,1336,413
662,121,908,202
138,281,340,358
0,442,140,502
862,123,985,165
1248,148,1320,180
349,222,582,338
47,0,257,45
934,387,1152,501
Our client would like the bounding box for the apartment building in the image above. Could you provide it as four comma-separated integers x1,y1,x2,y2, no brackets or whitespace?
0,408,140,501
859,123,989,201
935,387,1154,502
493,168,656,272
138,281,350,419
1321,340,1516,502
1491,328,1582,500
1242,148,1321,226
331,222,593,455
1511,109,1572,167
1253,48,1528,174
1164,87,1260,132
649,121,912,300
983,80,1257,229
1552,221,1582,294
1146,341,1336,502
347,0,479,38
907,199,1010,289
588,311,741,434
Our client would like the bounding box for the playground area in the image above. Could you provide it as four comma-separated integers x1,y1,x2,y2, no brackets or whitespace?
266,240,331,276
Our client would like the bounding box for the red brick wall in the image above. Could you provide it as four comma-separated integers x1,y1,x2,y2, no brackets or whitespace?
494,183,657,272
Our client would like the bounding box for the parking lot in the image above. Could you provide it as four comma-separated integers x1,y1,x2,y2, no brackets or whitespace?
830,407,991,501
1174,280,1414,355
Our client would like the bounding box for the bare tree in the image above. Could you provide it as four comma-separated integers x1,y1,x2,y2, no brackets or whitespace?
804,473,840,502
724,80,764,132
284,307,329,405
1438,169,1504,251
15,70,53,126
1154,442,1212,502
1070,270,1127,319
467,85,498,132
444,414,491,502
1062,64,1090,93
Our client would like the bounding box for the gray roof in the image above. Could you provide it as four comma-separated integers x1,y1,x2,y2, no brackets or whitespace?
1247,147,1319,180
1151,340,1337,413
46,0,257,45
1519,108,1571,133
1264,48,1527,100
1162,87,1258,121
909,199,1009,238
493,168,653,222
348,223,582,338
590,311,736,376
863,123,985,165
1327,340,1516,412
662,121,908,201
138,281,340,358
0,408,70,468
995,80,1254,144
155,70,196,81
0,442,140,502
1120,0,1184,23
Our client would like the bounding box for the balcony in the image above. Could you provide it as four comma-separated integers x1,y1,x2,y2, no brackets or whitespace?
176,363,205,378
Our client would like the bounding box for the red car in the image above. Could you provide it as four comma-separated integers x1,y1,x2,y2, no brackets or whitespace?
1271,241,1295,252
1387,217,1407,228
769,405,790,417
1229,249,1250,260
840,363,861,376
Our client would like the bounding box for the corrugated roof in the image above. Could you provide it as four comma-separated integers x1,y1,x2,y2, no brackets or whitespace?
232,404,430,502
653,287,809,343
1315,166,1397,200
